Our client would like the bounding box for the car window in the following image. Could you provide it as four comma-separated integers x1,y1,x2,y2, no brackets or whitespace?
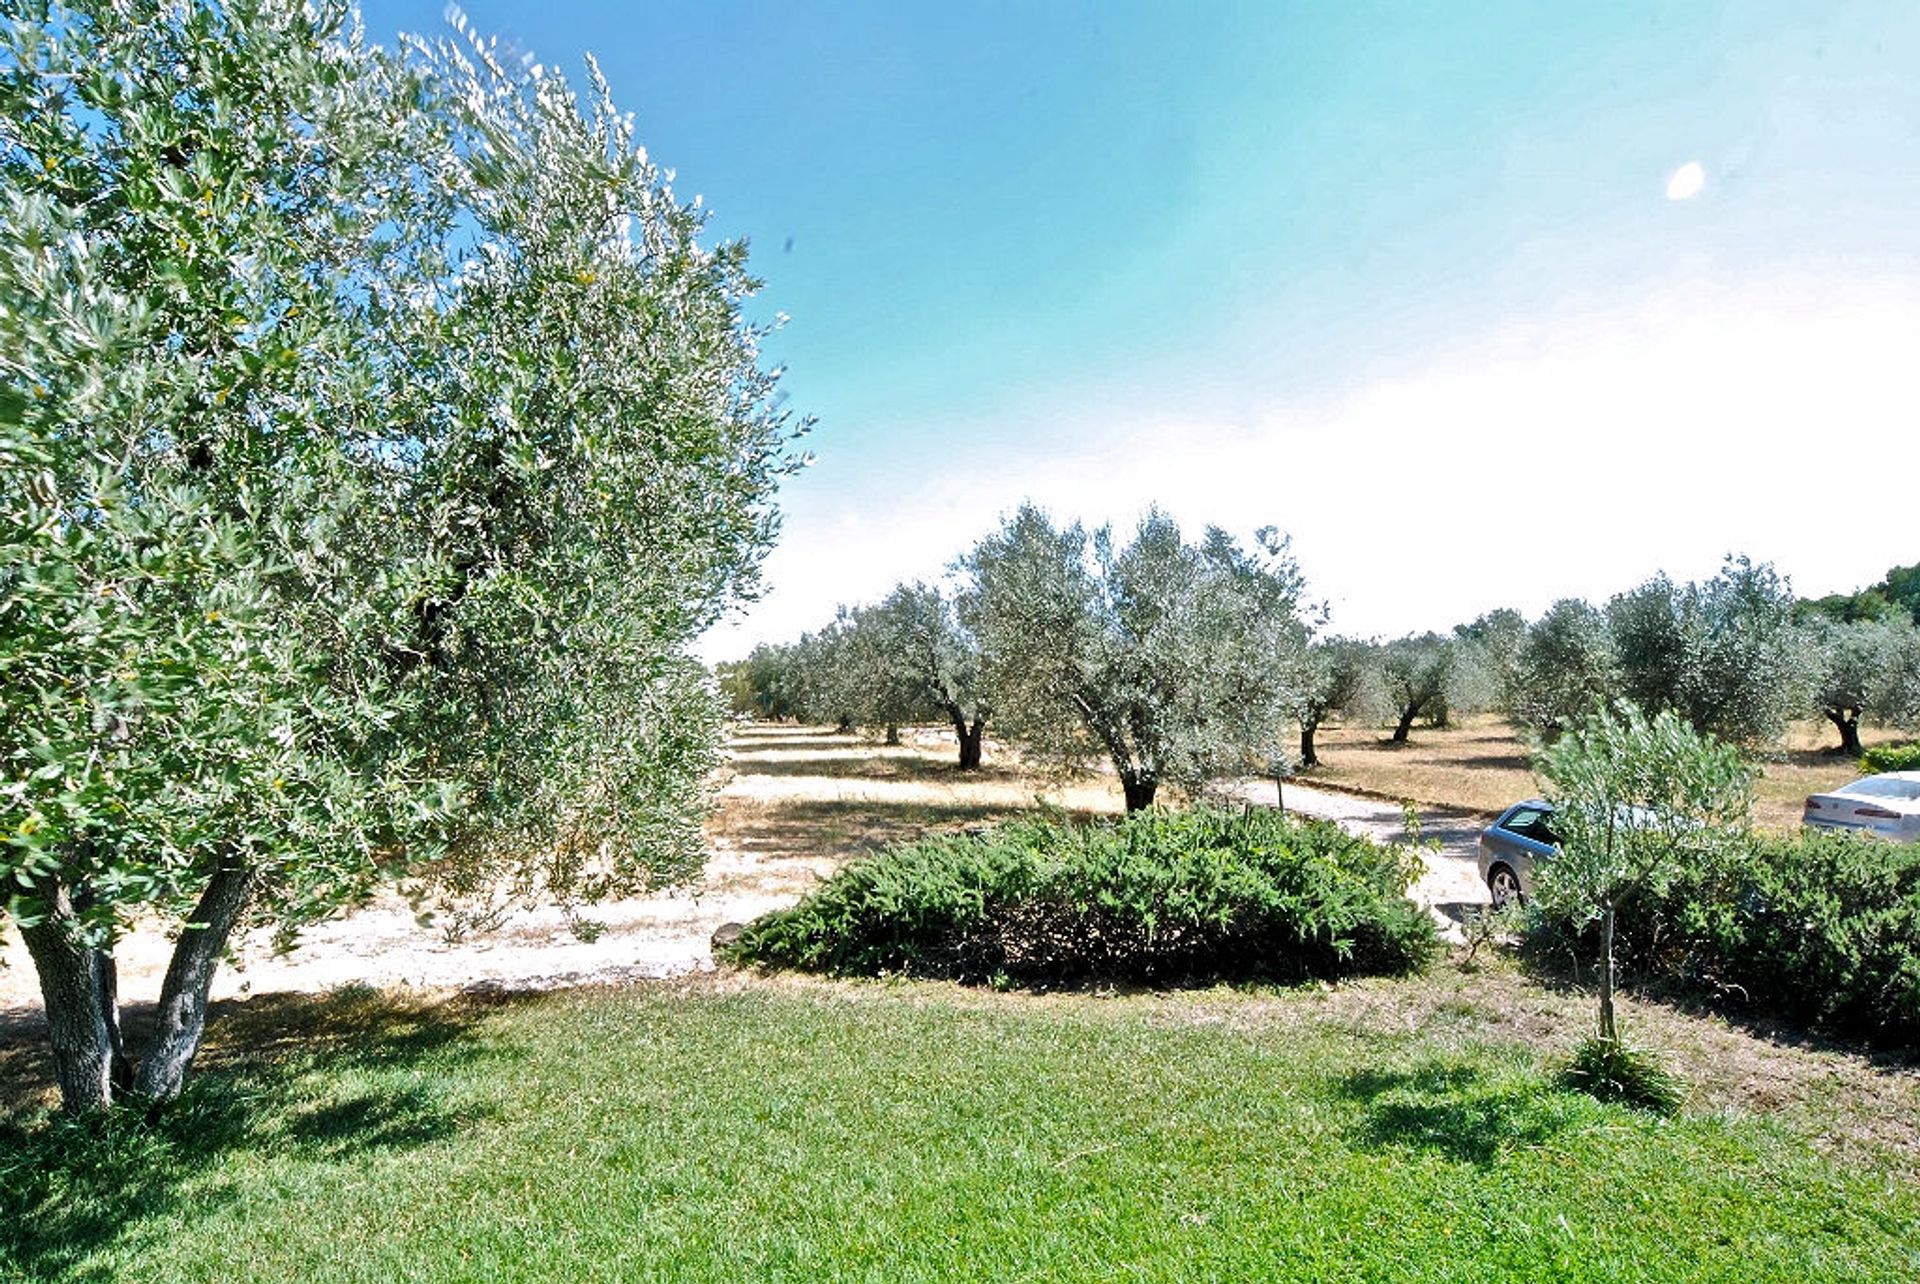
1501,808,1548,839
1842,777,1920,802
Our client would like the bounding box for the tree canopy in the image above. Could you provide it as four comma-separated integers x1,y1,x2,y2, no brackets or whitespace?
861,582,992,767
1380,633,1455,744
1510,599,1619,738
1294,637,1376,767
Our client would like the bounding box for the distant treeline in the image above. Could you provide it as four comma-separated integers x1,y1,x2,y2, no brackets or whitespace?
718,516,1919,792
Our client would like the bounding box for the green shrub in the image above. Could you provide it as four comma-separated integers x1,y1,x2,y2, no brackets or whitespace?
1531,830,1920,1049
1860,743,1920,773
1559,1036,1686,1115
721,806,1440,987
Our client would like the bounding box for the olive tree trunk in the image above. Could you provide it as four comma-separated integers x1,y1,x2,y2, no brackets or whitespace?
1824,707,1864,757
1121,776,1158,812
1597,901,1619,1045
133,857,256,1101
1391,704,1419,744
1298,718,1320,768
17,877,121,1114
20,857,255,1112
954,714,986,770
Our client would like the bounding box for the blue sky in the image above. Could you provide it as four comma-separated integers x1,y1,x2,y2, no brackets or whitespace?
362,2,1920,654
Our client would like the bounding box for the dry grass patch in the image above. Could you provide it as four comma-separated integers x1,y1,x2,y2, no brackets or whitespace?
710,723,1123,872
1301,715,1529,815
1302,714,1913,831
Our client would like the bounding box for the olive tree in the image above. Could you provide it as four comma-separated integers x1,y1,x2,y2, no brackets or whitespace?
725,639,826,724
860,582,992,768
1807,620,1900,756
1510,598,1619,738
1295,637,1375,768
1381,633,1454,743
1885,625,1920,730
2,1,797,1111
788,618,867,732
1535,703,1752,1049
1606,556,1815,747
1606,575,1689,721
1442,638,1502,723
962,505,1309,810
1454,607,1528,711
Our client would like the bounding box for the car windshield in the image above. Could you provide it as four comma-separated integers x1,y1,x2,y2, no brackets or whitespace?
1841,777,1920,802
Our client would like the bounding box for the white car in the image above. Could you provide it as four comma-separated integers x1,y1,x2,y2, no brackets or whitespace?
1802,771,1920,841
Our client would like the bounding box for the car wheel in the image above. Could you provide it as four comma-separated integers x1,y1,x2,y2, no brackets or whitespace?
1487,864,1523,909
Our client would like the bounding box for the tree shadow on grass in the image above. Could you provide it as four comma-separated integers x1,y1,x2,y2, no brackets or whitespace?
1332,1061,1578,1167
0,987,502,1283
0,1009,55,1115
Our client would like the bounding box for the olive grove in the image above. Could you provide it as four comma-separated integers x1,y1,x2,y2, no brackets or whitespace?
1605,557,1814,748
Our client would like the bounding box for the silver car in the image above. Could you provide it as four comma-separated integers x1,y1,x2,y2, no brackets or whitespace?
1478,799,1559,907
1802,771,1920,841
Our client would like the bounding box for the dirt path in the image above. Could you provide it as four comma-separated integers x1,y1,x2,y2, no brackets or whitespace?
0,726,1492,1017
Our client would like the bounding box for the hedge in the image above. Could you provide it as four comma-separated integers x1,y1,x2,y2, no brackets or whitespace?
721,805,1439,988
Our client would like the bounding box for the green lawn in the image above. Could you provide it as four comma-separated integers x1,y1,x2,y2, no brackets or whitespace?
4,976,1916,1283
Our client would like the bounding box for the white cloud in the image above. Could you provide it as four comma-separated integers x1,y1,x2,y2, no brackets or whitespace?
702,275,1920,660
1666,161,1707,201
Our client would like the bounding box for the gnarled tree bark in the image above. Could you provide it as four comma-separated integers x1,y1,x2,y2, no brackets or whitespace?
19,854,257,1112
957,716,985,770
17,876,119,1114
945,706,987,770
133,855,256,1101
1298,718,1321,768
1823,706,1864,757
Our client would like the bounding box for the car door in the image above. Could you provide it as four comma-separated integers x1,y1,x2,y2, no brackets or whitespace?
1487,806,1559,881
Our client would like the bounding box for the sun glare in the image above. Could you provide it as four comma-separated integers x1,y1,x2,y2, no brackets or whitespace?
1666,161,1706,201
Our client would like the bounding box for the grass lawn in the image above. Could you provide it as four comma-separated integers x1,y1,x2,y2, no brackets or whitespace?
4,970,1916,1283
1303,715,1915,830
